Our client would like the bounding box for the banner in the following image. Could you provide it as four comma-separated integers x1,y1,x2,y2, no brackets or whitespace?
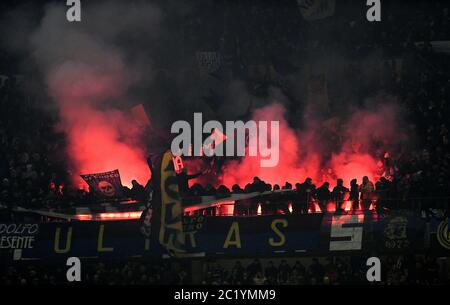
415,40,450,54
139,153,162,249
8,212,449,261
297,0,335,21
0,223,39,250
159,150,186,255
13,221,160,259
432,218,450,251
80,169,124,199
131,104,151,127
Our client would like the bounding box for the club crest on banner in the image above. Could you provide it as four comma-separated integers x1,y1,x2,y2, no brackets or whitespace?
98,180,115,197
437,220,450,250
383,216,409,249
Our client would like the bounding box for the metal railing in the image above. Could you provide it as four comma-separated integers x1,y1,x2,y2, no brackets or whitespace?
186,196,450,217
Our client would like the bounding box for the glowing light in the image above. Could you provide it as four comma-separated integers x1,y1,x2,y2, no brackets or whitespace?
312,201,321,213
215,103,405,192
288,202,293,213
218,202,235,216
76,214,93,221
183,200,235,215
75,211,142,221
326,202,336,213
49,66,150,189
98,211,142,220
343,201,352,211
257,204,262,215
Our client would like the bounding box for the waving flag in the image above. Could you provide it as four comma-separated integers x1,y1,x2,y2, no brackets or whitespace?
81,169,124,199
140,150,185,256
159,150,186,255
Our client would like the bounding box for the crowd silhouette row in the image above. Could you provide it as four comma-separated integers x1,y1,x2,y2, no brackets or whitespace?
2,255,448,285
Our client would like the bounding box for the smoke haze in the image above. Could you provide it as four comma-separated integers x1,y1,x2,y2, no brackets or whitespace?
1,0,413,189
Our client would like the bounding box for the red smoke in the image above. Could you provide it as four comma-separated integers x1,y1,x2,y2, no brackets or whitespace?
47,59,404,191
48,61,150,188
221,103,320,187
219,102,406,188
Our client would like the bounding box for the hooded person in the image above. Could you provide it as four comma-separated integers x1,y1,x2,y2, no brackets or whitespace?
140,153,161,242
349,179,359,211
298,178,316,213
359,176,375,211
316,182,331,213
332,179,349,213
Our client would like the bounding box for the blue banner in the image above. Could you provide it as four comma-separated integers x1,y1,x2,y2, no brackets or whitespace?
80,169,124,199
3,211,449,260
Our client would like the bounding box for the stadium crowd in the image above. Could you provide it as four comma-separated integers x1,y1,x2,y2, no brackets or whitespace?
2,255,449,285
201,255,449,285
1,0,450,287
0,0,449,215
1,259,190,285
